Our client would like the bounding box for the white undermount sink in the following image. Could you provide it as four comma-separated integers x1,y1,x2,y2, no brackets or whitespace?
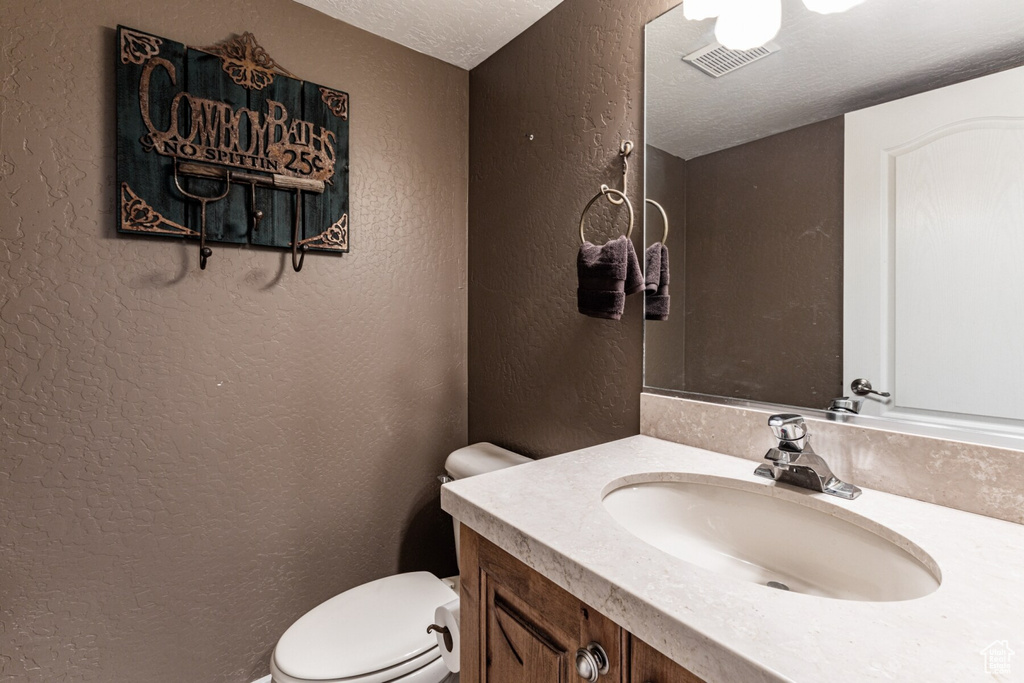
602,477,941,602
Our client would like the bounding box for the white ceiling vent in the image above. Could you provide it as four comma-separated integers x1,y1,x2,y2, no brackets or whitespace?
683,41,780,78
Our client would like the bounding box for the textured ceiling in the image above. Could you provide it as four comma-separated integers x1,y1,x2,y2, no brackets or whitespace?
647,0,1024,159
292,0,565,69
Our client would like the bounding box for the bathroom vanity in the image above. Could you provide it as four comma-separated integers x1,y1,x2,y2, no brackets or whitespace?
459,526,701,683
442,435,1024,682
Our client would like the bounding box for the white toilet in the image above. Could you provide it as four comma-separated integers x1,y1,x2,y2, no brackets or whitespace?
270,443,530,683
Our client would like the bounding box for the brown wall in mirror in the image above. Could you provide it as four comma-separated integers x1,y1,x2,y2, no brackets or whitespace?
645,116,844,409
1,1,467,681
644,145,688,391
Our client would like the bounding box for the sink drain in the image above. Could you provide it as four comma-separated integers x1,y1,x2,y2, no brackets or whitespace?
766,581,790,591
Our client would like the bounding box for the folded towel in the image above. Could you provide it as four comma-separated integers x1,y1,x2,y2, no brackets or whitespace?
578,235,644,320
644,241,662,293
645,242,670,321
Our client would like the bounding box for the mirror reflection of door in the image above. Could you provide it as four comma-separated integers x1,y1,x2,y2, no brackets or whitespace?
844,65,1024,435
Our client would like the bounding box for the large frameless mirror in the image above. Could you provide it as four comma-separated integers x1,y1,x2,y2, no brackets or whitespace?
643,0,1024,447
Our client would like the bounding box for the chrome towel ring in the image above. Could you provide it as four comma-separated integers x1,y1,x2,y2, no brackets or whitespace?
645,198,669,244
579,188,634,244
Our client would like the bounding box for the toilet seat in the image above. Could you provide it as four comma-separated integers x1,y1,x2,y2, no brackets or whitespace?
271,572,457,683
270,647,450,683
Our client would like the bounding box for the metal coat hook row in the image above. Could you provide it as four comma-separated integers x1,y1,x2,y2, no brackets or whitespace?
173,161,327,273
601,140,634,207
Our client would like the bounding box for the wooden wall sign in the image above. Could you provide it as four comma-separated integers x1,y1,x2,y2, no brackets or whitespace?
116,26,349,270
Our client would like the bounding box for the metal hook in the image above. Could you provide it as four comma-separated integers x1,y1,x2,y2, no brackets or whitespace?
601,140,633,207
292,188,307,272
172,159,231,271
249,181,264,233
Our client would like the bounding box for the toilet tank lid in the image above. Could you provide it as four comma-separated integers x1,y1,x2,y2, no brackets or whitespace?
445,442,531,479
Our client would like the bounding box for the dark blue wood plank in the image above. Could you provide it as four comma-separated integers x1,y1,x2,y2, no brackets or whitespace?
248,76,303,249
301,81,349,254
117,26,189,238
181,49,248,244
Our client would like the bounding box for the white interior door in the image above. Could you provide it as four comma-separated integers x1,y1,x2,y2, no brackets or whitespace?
844,65,1024,434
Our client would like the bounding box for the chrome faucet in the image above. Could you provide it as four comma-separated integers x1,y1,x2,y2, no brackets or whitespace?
753,414,861,500
826,397,862,414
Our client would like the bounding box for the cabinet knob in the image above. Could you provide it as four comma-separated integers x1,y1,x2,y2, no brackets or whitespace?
575,642,610,681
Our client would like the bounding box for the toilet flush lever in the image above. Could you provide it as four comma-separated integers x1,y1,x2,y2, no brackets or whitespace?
427,624,453,652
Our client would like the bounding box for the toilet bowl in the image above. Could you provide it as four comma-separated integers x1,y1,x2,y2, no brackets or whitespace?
270,443,530,683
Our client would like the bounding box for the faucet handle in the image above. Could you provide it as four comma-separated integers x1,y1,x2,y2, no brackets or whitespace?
827,397,862,414
768,414,806,442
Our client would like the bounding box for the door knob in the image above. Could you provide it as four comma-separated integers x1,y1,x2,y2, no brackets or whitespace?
850,378,891,398
574,642,610,681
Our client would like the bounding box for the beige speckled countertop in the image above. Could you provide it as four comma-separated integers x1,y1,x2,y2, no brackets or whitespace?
441,435,1024,682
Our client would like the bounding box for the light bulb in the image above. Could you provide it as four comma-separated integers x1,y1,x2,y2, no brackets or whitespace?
684,0,724,21
802,0,865,14
715,0,782,50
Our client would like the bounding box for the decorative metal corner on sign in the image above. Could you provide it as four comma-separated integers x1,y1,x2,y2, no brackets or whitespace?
199,32,296,91
319,87,349,120
299,214,349,251
120,183,198,237
120,28,162,65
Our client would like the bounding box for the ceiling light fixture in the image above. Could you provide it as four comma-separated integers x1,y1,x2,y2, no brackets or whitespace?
684,0,867,51
714,0,782,51
802,0,866,14
684,0,725,20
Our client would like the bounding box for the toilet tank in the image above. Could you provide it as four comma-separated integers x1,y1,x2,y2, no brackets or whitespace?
444,442,531,563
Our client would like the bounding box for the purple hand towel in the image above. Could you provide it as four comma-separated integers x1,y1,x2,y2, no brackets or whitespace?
645,242,670,321
577,235,645,320
644,241,662,293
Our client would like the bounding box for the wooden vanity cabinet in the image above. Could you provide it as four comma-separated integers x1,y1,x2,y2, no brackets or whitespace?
459,526,705,683
458,525,626,682
629,638,705,683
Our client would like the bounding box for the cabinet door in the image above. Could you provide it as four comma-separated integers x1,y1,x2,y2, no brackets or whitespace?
487,594,571,682
461,526,625,683
629,637,704,683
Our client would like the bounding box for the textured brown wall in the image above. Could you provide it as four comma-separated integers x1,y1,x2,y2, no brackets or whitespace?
467,0,680,458
682,117,844,408
0,2,467,681
642,145,688,392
